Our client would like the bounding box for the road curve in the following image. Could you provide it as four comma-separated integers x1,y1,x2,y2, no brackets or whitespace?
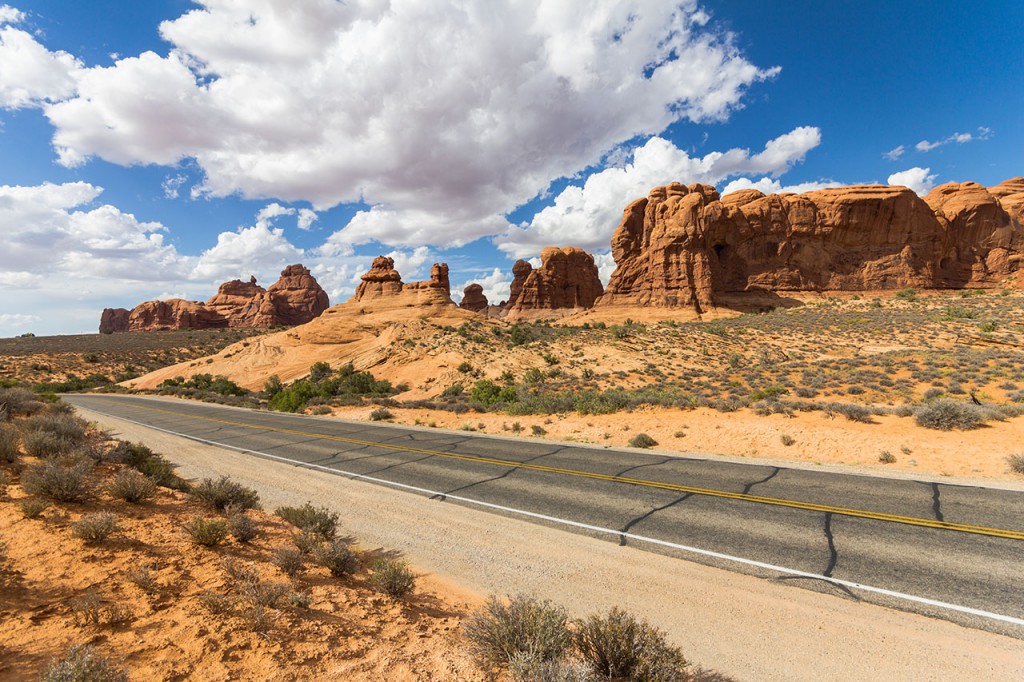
66,394,1024,637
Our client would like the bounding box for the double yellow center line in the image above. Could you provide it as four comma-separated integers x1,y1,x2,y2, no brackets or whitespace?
93,397,1024,541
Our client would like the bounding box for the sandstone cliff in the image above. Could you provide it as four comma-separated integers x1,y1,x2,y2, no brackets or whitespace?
600,179,1024,312
503,247,604,320
351,258,454,309
104,264,330,331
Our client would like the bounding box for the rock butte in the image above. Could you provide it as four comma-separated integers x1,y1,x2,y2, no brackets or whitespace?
459,283,488,313
100,264,329,332
503,246,605,321
599,178,1024,314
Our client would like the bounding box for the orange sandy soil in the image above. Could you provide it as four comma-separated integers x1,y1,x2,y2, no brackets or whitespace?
326,404,1024,483
0,456,485,680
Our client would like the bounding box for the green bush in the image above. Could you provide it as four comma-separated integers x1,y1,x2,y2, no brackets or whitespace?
314,539,358,577
463,594,570,669
629,433,658,449
106,470,157,503
40,644,128,682
269,363,395,412
895,287,917,301
369,557,416,599
914,400,985,431
573,607,688,682
470,380,518,408
22,431,78,458
22,460,93,503
71,512,119,544
275,502,338,540
190,476,261,512
182,517,229,546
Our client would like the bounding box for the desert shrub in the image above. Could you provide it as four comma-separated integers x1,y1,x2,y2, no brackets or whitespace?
19,497,50,519
106,469,157,503
40,644,128,682
463,594,570,669
0,423,19,463
288,591,312,608
23,412,87,442
190,475,261,512
238,578,290,609
22,431,79,459
531,425,547,436
105,441,189,491
629,433,658,449
159,373,248,396
314,539,358,577
470,380,518,408
263,374,283,397
1007,454,1024,475
22,459,93,503
829,403,873,423
227,508,259,542
269,362,395,412
573,607,688,682
914,400,985,431
275,502,338,540
878,450,896,464
749,386,788,401
780,434,795,447
442,383,464,397
273,547,306,577
125,565,159,594
895,287,917,301
508,654,597,682
292,530,325,554
239,604,274,634
198,590,235,615
369,557,416,599
369,407,394,421
182,517,229,546
1009,390,1024,403
71,512,118,544
0,387,43,416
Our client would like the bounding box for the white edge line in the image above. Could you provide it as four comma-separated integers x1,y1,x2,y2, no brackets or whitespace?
79,403,1024,628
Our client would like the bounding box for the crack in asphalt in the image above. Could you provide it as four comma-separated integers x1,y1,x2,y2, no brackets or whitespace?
614,456,674,478
931,482,945,522
742,466,781,495
432,451,557,499
617,492,695,546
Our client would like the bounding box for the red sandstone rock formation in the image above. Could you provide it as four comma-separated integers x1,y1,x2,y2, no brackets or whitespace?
98,308,130,333
600,180,1024,312
504,247,604,318
460,283,488,312
351,258,454,307
106,264,330,331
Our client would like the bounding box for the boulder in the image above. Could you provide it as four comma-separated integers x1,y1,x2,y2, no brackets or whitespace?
98,308,130,333
600,179,1024,312
504,247,604,318
460,283,489,312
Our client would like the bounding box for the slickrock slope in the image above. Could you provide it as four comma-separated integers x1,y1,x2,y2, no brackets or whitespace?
127,259,476,393
600,180,1024,313
459,283,489,312
104,265,329,331
504,246,604,320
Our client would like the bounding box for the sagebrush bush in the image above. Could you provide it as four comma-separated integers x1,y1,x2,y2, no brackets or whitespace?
369,407,394,421
0,387,43,417
508,654,597,682
463,594,570,669
227,508,259,542
914,400,985,431
106,441,190,492
369,557,416,599
238,577,290,609
106,469,157,503
275,502,338,540
829,402,874,423
190,476,261,512
40,644,128,682
22,430,78,459
0,423,20,463
314,539,358,577
19,497,50,519
23,412,87,442
272,546,305,576
629,433,658,449
22,459,93,503
125,565,158,594
1006,453,1024,475
573,607,688,682
182,517,229,546
71,512,119,544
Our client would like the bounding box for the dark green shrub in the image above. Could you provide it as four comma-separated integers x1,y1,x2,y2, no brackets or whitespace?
22,460,93,502
71,512,119,544
573,607,688,682
40,644,128,682
263,374,283,397
463,594,570,668
182,517,229,546
914,400,985,431
275,502,338,540
314,539,358,577
190,476,260,512
369,557,416,599
106,470,157,503
895,287,917,301
470,380,517,408
629,433,658,449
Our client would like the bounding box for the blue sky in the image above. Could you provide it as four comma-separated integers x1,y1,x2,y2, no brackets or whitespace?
1,1,1021,336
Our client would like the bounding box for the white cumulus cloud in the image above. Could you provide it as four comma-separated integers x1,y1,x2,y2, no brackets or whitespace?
720,177,843,195
887,167,937,196
453,267,514,306
495,126,822,258
0,24,81,108
43,0,777,247
0,5,24,24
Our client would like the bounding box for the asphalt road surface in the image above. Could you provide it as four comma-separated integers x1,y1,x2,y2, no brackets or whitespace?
66,394,1024,637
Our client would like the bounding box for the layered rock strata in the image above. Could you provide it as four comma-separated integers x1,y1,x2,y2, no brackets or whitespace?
504,247,604,318
600,179,1024,312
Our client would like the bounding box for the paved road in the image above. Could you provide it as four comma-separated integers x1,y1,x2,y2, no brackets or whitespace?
66,394,1024,636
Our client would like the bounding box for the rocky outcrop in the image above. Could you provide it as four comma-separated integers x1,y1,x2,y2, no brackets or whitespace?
351,258,454,308
105,264,330,331
460,283,488,312
98,308,130,333
504,247,604,318
600,180,1024,312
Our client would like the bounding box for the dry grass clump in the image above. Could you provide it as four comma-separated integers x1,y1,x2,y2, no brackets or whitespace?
629,433,658,449
19,497,51,519
1007,453,1024,475
0,387,44,417
39,644,128,682
189,475,261,512
313,539,358,577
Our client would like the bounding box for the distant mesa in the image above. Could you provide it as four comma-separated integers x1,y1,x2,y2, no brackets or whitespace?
100,264,329,332
599,178,1024,313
